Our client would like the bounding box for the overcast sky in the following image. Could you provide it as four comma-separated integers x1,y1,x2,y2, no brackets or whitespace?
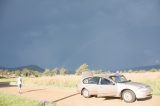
0,0,160,71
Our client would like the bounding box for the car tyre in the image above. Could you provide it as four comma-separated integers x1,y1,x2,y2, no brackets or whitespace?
122,90,136,103
82,89,90,98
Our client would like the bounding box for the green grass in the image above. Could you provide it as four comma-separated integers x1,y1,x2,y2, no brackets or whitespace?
0,92,43,106
0,92,56,106
0,78,15,82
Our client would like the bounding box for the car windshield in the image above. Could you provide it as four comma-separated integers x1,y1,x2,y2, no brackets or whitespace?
109,75,129,83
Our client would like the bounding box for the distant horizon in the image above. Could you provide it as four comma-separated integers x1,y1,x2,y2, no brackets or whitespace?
1,63,160,73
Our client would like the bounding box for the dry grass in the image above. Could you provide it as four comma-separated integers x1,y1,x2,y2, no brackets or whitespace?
24,75,81,88
122,72,160,81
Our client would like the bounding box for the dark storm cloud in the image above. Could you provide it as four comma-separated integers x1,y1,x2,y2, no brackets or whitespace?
0,0,160,71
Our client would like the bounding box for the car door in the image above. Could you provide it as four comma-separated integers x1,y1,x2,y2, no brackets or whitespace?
83,77,100,95
97,77,117,97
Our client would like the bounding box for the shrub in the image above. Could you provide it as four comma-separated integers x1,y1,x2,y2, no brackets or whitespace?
75,64,89,75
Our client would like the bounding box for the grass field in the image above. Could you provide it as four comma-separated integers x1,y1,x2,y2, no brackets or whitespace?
24,75,81,88
0,92,42,106
0,78,15,83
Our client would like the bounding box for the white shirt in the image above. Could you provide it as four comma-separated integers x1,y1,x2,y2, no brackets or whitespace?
17,77,22,85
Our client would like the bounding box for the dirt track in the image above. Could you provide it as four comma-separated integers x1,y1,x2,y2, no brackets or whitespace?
0,86,160,106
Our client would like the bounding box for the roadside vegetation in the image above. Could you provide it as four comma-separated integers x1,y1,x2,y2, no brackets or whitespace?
0,92,42,106
24,75,81,88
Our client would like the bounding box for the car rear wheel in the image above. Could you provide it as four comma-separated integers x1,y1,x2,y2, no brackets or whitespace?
122,90,136,103
82,89,90,98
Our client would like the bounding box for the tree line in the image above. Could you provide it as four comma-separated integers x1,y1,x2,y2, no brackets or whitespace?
0,64,90,78
0,64,159,78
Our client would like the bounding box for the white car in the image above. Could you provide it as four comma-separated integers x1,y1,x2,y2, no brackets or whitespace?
77,74,152,103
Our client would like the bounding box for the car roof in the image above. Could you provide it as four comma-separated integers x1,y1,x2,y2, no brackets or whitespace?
82,74,122,79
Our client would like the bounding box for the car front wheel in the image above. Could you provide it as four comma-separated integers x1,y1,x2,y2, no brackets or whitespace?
122,90,136,103
82,89,90,98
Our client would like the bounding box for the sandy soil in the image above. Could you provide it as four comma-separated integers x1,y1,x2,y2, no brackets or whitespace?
0,85,160,106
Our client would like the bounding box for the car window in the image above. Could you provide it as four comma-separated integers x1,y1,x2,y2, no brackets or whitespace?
83,78,89,84
83,77,100,84
100,78,113,85
110,75,128,83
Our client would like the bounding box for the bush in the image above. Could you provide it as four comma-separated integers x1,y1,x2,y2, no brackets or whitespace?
75,64,89,75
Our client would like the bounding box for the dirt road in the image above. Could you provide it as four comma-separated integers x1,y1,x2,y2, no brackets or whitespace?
0,86,160,106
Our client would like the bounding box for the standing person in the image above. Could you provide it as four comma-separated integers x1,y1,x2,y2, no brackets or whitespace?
17,75,23,94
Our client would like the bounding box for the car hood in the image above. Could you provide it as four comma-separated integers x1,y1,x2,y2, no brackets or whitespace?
123,81,149,88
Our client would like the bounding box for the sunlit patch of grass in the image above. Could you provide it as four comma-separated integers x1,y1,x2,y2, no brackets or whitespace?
0,92,42,106
0,78,15,82
24,75,81,88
